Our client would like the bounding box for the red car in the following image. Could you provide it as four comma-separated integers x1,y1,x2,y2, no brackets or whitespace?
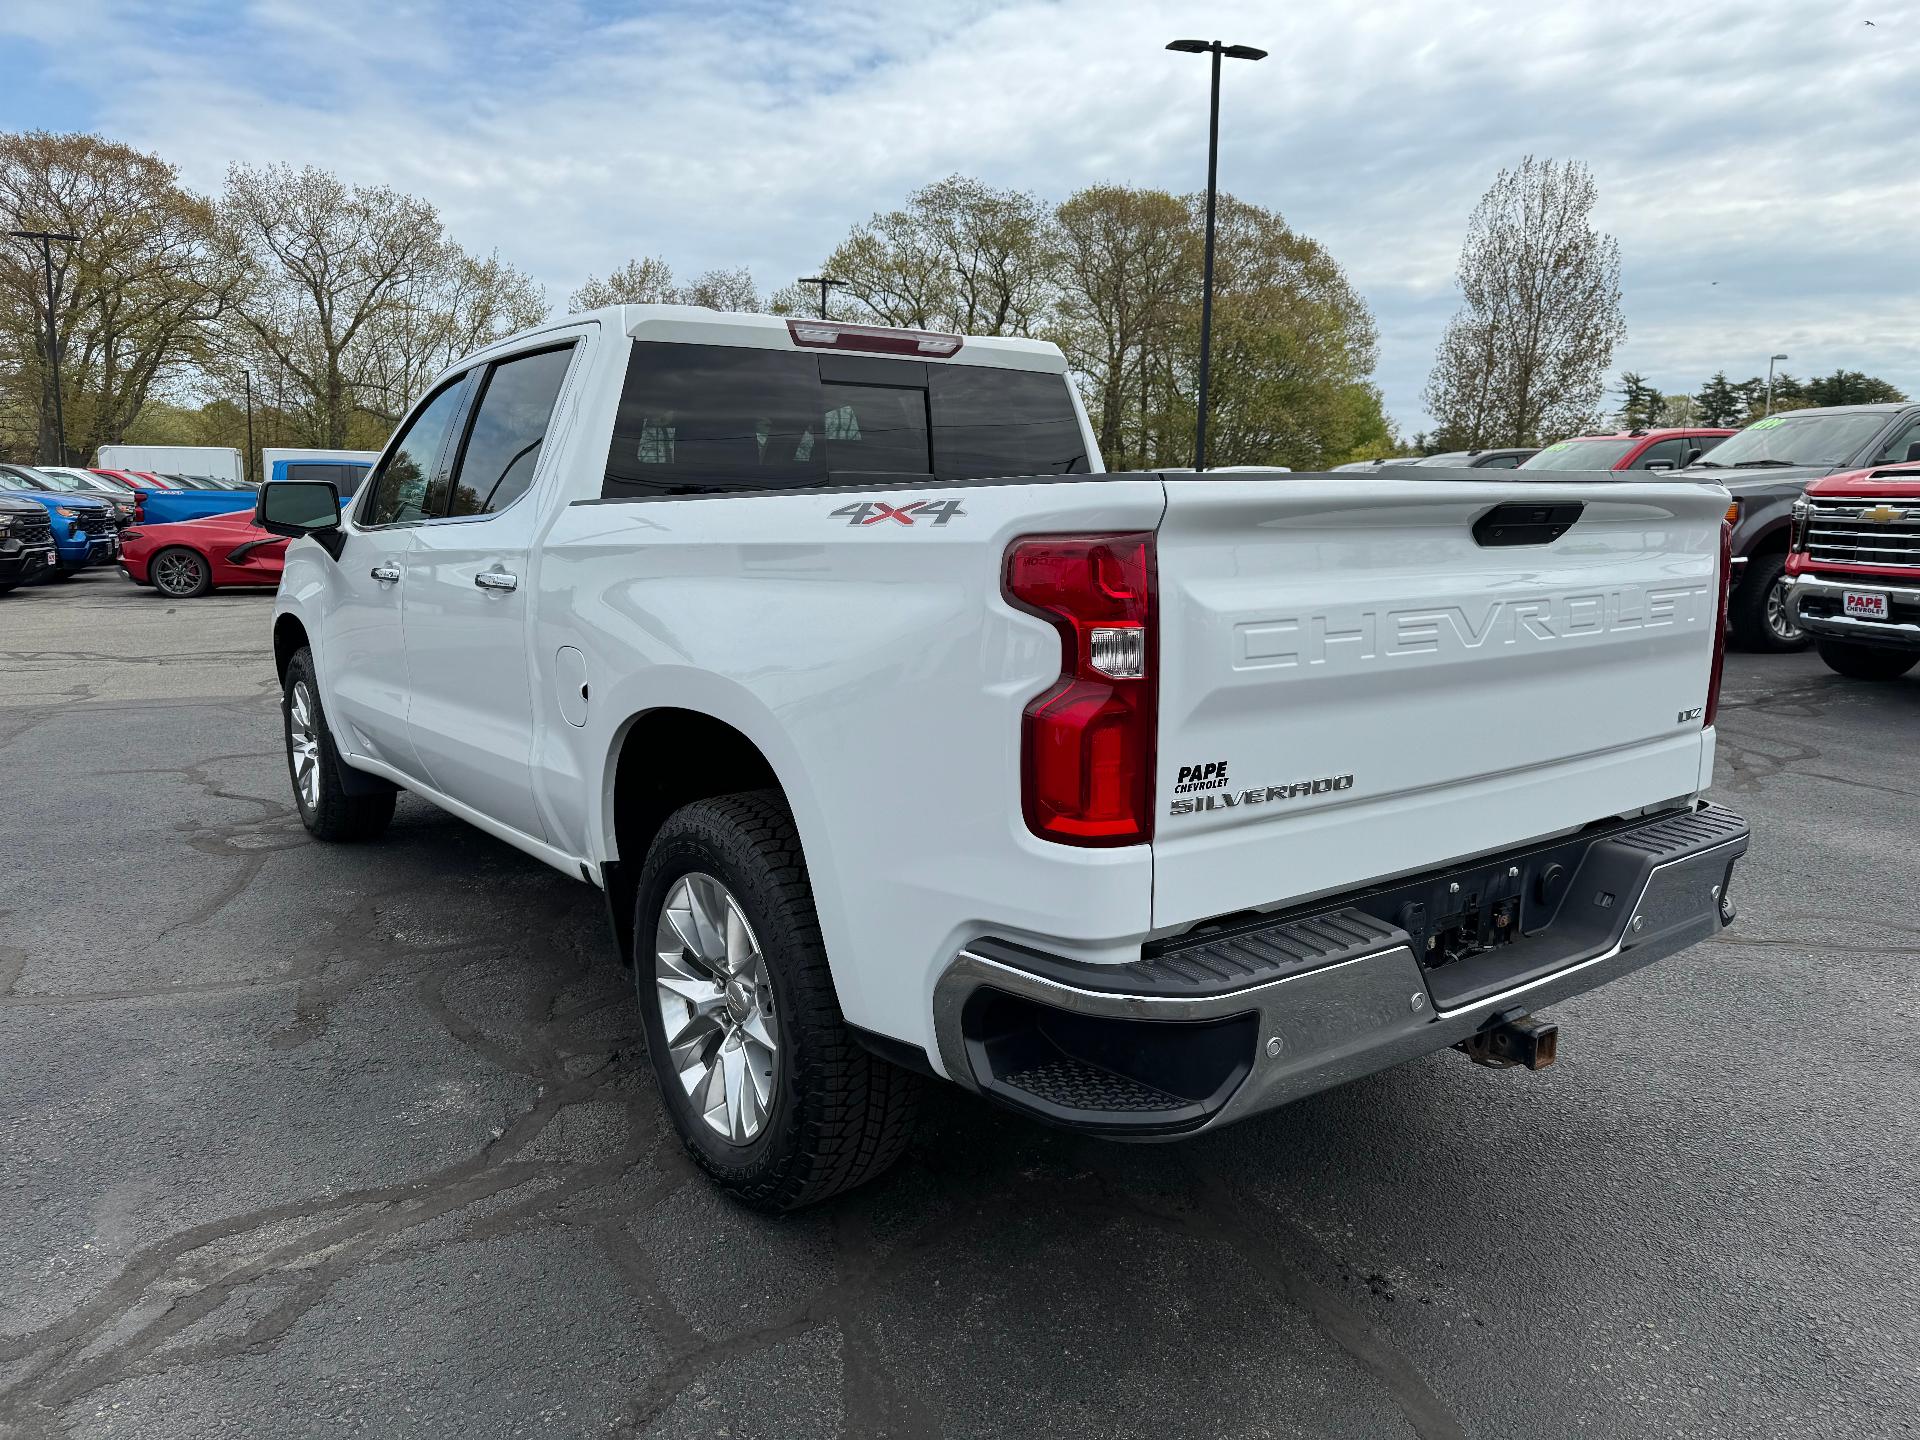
1784,460,1920,680
119,508,286,598
1518,427,1737,472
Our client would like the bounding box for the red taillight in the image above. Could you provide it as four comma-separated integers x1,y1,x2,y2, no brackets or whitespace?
785,318,963,357
1004,533,1156,846
1704,518,1733,728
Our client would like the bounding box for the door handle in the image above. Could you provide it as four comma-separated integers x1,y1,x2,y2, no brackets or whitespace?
474,570,518,593
370,565,401,584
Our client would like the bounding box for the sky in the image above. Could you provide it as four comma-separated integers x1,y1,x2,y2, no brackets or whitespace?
3,0,1917,435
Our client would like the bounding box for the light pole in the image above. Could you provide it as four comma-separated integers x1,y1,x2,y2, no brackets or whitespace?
1167,38,1266,472
7,228,80,465
798,276,842,320
243,370,257,485
1765,353,1789,416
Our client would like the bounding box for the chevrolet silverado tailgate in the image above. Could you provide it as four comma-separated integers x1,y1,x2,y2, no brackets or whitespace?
1150,473,1728,930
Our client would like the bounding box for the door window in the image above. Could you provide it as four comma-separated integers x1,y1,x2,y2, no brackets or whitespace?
444,346,576,516
1872,412,1920,465
364,377,469,526
1477,453,1521,468
1632,438,1687,468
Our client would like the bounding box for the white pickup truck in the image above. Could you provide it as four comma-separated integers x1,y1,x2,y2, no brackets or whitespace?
258,306,1750,1210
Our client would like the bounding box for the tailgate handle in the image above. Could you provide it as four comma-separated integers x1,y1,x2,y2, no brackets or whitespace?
1473,502,1583,547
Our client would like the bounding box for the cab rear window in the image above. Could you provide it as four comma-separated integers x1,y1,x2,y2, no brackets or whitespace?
602,342,1086,498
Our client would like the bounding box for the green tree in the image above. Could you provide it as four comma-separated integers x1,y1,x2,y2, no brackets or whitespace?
0,130,235,464
1803,369,1907,407
813,175,1054,336
1614,370,1662,429
1048,184,1196,468
1692,371,1742,426
1181,193,1383,470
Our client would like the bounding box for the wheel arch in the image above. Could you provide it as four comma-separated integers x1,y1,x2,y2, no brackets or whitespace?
600,704,825,969
273,612,310,682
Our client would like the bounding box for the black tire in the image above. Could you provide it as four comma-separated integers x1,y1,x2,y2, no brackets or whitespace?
150,545,212,598
1816,639,1919,681
282,647,395,841
634,790,917,1211
1729,552,1808,652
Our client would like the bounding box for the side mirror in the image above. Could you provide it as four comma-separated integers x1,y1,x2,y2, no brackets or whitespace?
1682,447,1703,468
256,480,344,559
1905,441,1920,463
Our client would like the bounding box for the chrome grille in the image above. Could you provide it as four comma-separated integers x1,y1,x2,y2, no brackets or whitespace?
1805,494,1920,572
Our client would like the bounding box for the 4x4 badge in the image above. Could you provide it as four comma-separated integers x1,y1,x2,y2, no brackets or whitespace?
830,500,965,528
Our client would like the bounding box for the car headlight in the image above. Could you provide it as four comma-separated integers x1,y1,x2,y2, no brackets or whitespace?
1790,495,1812,552
54,505,80,517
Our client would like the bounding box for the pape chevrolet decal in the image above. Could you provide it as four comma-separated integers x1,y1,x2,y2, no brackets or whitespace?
1170,773,1355,817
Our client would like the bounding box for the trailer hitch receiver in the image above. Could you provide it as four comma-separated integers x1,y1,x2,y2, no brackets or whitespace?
1456,1010,1558,1070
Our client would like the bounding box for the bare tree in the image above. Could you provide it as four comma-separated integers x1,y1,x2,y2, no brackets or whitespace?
676,266,759,311
0,131,234,461
570,256,676,311
570,258,759,314
218,164,544,445
1423,157,1624,448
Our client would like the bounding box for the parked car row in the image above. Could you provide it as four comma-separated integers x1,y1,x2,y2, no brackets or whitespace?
0,451,375,597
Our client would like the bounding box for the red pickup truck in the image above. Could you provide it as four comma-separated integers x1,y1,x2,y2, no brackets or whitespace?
1783,461,1920,680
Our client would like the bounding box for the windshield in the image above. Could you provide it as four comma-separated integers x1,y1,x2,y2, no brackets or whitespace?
1520,438,1638,471
25,468,90,492
1412,452,1471,467
1699,412,1889,468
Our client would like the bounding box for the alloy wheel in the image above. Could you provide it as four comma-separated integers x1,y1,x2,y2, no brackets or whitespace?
1765,575,1802,644
653,872,779,1145
153,550,205,596
288,680,321,811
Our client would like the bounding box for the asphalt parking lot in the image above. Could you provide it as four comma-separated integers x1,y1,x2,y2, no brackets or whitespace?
2,568,1915,1440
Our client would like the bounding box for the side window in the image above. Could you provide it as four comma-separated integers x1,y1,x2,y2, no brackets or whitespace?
930,367,1088,480
444,346,575,517
603,343,827,497
364,377,469,526
1872,412,1920,464
1478,453,1521,469
1694,434,1728,457
1633,438,1686,468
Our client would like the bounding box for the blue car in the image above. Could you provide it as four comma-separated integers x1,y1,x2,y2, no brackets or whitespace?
0,465,118,578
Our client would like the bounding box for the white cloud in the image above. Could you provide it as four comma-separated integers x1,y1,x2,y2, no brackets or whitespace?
4,0,1917,431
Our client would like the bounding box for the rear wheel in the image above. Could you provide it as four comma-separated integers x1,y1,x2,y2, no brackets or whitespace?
282,648,395,841
634,791,917,1211
1816,639,1918,681
1729,553,1807,651
151,546,212,598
